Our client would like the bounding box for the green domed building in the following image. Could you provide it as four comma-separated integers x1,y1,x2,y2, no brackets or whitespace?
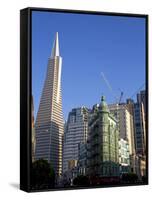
87,96,119,179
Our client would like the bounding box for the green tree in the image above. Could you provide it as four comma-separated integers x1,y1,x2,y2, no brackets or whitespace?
31,159,55,189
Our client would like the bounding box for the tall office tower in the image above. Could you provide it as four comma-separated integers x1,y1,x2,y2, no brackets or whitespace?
87,96,119,177
63,107,89,173
137,90,146,115
31,96,36,162
78,142,87,175
35,32,64,176
134,90,146,155
108,103,135,156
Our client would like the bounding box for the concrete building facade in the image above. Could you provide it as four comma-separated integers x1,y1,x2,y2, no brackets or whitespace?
134,90,146,156
119,138,130,174
35,32,64,176
78,142,87,175
108,103,135,156
87,96,119,177
63,107,89,173
32,96,36,162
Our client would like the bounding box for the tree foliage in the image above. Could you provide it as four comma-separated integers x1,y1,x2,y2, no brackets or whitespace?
31,159,55,189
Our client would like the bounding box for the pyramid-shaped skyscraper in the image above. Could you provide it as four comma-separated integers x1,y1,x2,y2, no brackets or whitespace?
35,32,64,176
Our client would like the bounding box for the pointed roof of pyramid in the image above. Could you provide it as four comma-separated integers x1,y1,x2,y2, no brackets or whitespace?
51,32,60,58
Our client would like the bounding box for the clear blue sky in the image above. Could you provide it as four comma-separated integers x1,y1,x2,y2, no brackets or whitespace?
32,11,146,120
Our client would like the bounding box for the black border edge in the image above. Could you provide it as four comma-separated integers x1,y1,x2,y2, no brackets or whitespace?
20,7,148,192
23,6,148,18
20,7,31,192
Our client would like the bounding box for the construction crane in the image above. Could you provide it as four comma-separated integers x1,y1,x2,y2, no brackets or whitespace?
101,72,123,105
130,83,145,99
100,71,145,107
118,89,124,104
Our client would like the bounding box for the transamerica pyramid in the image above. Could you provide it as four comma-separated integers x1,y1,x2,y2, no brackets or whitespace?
35,32,64,176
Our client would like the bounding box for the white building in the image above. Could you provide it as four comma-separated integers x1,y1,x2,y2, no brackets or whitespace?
108,103,135,156
35,32,64,176
119,138,130,174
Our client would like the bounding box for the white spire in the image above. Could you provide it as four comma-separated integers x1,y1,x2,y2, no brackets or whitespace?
51,32,60,58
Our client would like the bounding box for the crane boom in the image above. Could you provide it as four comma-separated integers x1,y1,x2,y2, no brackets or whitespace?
119,92,123,104
101,72,118,103
101,72,113,92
